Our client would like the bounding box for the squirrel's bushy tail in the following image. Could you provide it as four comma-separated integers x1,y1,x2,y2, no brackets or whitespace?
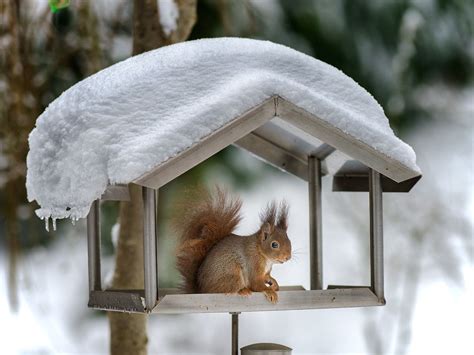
174,186,242,293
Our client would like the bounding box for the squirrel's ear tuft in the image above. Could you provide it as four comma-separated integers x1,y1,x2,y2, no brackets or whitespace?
277,201,289,231
260,222,273,240
260,201,277,227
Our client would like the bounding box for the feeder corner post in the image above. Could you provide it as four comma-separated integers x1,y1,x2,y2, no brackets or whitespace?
143,186,159,311
369,169,385,303
308,155,323,290
87,199,101,292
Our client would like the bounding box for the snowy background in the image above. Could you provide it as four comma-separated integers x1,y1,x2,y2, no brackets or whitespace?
0,1,473,354
2,97,472,354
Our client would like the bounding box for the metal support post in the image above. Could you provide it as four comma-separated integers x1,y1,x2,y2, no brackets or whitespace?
154,189,159,296
231,312,240,355
369,169,384,301
143,187,158,311
308,155,323,290
87,200,101,292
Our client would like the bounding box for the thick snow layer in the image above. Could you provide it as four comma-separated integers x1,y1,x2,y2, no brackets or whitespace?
26,37,420,221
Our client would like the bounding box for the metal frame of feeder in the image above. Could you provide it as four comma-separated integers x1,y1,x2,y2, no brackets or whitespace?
86,165,386,313
86,95,420,314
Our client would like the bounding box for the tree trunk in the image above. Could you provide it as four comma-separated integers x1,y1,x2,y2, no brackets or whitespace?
108,1,197,354
1,0,37,313
109,185,147,355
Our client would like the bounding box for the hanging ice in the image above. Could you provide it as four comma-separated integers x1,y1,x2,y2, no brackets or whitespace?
44,217,49,232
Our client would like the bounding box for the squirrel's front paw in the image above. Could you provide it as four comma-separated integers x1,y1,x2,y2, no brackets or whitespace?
265,277,280,291
263,289,278,304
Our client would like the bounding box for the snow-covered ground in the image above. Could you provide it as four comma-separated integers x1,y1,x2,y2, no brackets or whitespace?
2,87,472,354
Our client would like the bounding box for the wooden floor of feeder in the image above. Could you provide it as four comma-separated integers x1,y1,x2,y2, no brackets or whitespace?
88,286,385,314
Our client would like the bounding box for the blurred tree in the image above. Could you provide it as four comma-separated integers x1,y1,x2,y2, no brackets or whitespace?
0,0,57,311
0,0,26,313
0,0,111,312
191,0,474,132
107,1,197,355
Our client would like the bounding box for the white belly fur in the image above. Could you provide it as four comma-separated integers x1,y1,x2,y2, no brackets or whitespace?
265,260,274,274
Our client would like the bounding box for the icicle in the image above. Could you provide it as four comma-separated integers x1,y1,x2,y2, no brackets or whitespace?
71,218,76,226
44,217,50,232
52,218,57,231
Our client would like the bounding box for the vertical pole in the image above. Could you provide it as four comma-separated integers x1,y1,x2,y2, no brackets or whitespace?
155,189,160,298
143,187,157,311
231,312,240,355
87,200,101,292
369,169,384,301
308,156,323,290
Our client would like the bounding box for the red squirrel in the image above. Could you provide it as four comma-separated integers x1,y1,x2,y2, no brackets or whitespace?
174,187,292,303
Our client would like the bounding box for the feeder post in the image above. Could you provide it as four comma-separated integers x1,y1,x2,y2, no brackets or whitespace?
231,312,240,355
369,169,384,301
308,155,323,290
143,187,158,311
87,199,101,292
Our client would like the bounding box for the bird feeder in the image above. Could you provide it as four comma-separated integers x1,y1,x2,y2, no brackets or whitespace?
85,94,421,314
26,38,421,354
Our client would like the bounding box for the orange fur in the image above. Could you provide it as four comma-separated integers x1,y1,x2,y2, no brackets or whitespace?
173,186,291,304
173,186,242,293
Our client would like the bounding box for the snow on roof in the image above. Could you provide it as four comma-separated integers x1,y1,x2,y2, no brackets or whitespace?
26,37,420,222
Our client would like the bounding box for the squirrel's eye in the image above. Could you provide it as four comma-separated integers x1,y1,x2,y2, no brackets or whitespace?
271,241,279,249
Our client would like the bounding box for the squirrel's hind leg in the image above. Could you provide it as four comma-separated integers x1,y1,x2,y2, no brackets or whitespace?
238,288,252,297
198,263,247,295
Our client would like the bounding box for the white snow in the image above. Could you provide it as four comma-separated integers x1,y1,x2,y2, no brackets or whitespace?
158,0,179,37
111,223,120,248
26,37,420,221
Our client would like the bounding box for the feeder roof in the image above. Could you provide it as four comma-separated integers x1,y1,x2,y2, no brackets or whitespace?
26,38,421,221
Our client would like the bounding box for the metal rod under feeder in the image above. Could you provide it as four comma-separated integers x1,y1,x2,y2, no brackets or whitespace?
231,312,240,355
